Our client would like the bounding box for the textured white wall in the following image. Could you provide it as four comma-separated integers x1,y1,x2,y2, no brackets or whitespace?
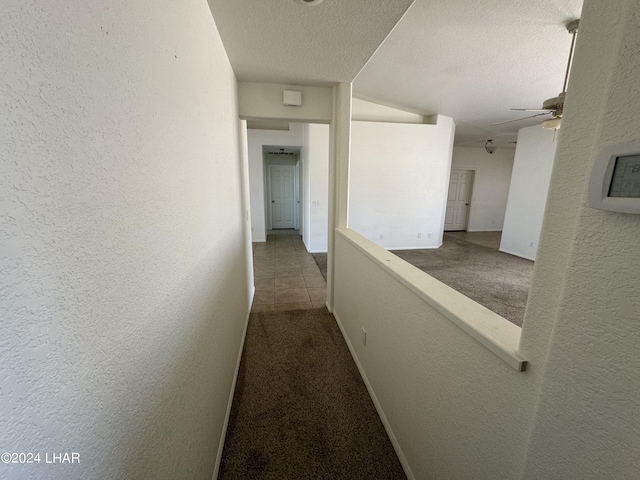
349,117,455,249
520,0,640,477
247,124,304,241
451,147,515,231
0,1,250,479
500,126,558,260
333,230,536,479
302,124,330,253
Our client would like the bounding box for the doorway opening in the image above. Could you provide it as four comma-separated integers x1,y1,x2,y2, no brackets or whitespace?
445,169,474,231
246,122,331,313
264,146,301,230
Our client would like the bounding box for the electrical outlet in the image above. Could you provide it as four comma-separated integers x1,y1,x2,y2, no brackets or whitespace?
379,234,384,240
418,232,422,238
428,232,432,238
530,241,535,248
361,328,367,347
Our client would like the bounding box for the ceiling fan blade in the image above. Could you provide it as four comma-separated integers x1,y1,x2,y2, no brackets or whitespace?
490,112,551,126
511,108,554,112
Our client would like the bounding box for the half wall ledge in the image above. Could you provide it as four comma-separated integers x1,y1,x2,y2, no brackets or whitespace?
335,228,528,372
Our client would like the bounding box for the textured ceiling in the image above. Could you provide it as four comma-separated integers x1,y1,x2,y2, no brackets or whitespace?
208,0,583,146
207,0,414,86
354,0,584,146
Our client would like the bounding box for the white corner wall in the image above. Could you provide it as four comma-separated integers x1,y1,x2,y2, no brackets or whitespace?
247,124,304,242
333,230,536,480
349,116,455,249
302,124,330,252
500,126,558,260
451,147,515,231
0,1,250,479
520,0,640,477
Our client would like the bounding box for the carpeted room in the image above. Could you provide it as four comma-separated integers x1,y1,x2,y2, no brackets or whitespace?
312,231,533,327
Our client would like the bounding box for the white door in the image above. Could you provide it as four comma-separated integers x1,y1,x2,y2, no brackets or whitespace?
444,169,474,231
269,165,296,229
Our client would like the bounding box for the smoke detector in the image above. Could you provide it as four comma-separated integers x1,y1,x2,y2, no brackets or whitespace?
294,0,325,5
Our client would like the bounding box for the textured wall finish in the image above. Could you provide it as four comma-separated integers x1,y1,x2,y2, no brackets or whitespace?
0,1,250,479
520,0,640,477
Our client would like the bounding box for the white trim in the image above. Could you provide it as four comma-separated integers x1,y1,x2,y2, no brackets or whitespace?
499,247,536,262
444,168,475,232
337,228,527,372
384,244,441,251
211,295,253,480
325,299,333,313
332,309,415,480
464,229,502,232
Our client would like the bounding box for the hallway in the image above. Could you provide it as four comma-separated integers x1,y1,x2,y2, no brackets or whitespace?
252,230,327,312
218,307,406,479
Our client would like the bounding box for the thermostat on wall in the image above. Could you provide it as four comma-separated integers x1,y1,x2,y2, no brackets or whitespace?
588,140,640,213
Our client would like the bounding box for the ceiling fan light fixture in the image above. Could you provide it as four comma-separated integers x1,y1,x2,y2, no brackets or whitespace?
485,140,497,154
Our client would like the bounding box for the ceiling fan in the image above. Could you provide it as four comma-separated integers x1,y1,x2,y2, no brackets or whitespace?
492,19,580,130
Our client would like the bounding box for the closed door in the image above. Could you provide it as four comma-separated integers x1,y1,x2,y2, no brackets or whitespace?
445,169,473,231
269,165,295,229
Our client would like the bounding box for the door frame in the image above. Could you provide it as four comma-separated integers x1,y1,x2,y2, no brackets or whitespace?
444,168,475,231
267,163,299,230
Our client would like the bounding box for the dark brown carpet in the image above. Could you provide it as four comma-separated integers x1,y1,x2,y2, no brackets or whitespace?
312,235,533,327
218,308,406,480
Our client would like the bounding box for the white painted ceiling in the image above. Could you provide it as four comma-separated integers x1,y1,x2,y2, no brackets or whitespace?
207,0,414,86
208,0,584,147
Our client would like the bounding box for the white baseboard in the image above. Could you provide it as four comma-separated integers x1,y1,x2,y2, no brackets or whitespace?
463,229,502,232
385,244,441,251
331,309,415,480
211,295,253,480
498,247,536,261
325,299,333,313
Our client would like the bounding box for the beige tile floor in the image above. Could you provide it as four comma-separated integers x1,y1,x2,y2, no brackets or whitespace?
251,230,327,312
